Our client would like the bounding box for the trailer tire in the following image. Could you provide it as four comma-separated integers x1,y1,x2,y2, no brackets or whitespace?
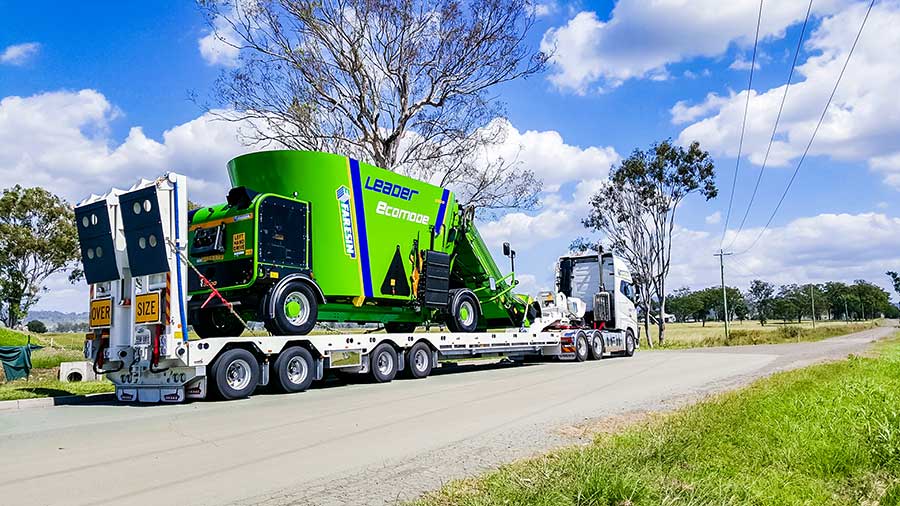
385,322,417,334
574,331,589,362
193,308,245,339
624,329,636,357
446,290,479,333
370,343,399,383
267,282,318,336
588,330,605,360
273,346,315,393
405,342,433,379
211,348,259,400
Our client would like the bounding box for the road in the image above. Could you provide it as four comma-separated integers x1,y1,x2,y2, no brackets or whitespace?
0,323,893,506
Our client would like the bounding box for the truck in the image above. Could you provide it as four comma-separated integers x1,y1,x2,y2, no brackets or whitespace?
75,151,638,402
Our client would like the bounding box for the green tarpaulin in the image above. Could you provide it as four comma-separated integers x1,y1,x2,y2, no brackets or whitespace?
0,344,41,381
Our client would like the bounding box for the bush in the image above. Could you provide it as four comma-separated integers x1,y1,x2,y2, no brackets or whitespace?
776,325,803,340
26,320,47,334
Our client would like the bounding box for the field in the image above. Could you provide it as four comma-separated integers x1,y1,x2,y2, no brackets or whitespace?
0,328,113,401
415,333,900,506
653,319,879,348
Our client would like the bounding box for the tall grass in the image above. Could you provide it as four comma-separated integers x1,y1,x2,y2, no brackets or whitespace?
416,335,900,506
658,320,878,349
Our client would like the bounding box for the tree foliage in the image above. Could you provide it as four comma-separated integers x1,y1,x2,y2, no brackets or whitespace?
26,320,47,334
200,0,546,210
0,186,81,328
581,140,717,344
746,279,775,325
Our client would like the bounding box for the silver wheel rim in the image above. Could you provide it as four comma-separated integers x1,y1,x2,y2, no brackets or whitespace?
627,335,634,353
287,356,308,385
577,335,587,358
284,291,310,326
460,300,475,326
376,350,394,376
413,349,429,373
226,358,252,391
592,335,603,355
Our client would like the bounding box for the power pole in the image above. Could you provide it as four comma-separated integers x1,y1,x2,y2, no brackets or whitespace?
844,297,850,323
714,249,733,340
809,285,816,328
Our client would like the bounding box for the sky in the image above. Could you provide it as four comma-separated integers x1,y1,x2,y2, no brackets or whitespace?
2,0,899,312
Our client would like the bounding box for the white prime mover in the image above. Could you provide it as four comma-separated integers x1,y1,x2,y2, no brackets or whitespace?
76,174,639,402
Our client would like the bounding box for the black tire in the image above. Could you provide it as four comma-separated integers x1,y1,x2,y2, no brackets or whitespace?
267,281,318,335
369,343,398,383
404,342,433,379
574,331,589,362
192,308,245,339
624,329,636,357
588,330,605,360
446,290,479,333
211,348,259,400
385,322,417,333
273,346,315,393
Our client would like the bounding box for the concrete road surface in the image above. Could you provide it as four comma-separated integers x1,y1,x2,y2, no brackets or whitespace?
0,323,893,506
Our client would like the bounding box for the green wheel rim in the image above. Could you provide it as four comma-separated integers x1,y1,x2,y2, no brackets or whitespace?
285,300,302,318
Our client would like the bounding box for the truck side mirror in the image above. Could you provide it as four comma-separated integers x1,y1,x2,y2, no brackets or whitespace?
503,242,511,257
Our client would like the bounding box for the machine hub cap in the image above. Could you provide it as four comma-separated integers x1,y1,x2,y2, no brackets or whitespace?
284,292,309,325
459,301,474,326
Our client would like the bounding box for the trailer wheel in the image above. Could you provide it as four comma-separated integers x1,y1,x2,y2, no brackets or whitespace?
574,331,589,362
384,322,417,333
624,330,636,357
211,348,259,400
370,343,398,383
588,330,605,360
193,308,245,339
273,346,315,393
405,342,433,379
268,282,318,335
447,290,479,333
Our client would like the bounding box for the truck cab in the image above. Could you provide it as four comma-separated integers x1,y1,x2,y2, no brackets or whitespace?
556,251,639,349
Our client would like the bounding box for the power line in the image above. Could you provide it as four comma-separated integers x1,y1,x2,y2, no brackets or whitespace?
721,0,765,247
736,0,876,255
726,0,814,252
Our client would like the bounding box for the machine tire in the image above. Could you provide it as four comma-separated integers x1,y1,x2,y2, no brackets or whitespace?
446,290,479,333
404,342,433,379
267,282,318,336
273,346,315,393
211,348,259,400
574,331,589,362
385,322,417,333
624,329,636,357
370,343,399,383
193,308,245,339
588,330,605,360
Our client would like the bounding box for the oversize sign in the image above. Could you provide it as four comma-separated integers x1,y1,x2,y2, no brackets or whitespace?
135,291,162,325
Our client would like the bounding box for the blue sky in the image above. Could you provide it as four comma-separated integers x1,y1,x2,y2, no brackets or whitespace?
3,0,899,311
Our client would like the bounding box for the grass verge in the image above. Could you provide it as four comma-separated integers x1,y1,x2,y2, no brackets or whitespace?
656,320,879,349
415,333,900,506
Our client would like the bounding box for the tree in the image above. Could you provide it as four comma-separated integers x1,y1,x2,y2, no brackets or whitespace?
581,140,716,345
200,0,545,210
666,287,702,323
26,320,47,334
746,279,775,325
0,186,81,328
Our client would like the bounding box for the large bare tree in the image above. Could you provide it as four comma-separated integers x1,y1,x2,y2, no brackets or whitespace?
581,140,717,345
199,0,546,210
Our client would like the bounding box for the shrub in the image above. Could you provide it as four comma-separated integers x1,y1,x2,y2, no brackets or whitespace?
26,320,47,334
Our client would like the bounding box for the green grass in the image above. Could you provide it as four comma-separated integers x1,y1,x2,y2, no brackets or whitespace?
0,378,113,401
655,320,879,348
415,333,900,506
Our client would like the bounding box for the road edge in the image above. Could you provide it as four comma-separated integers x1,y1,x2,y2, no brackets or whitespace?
0,392,115,412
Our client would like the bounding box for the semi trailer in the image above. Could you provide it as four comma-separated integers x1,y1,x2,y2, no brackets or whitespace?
75,152,638,402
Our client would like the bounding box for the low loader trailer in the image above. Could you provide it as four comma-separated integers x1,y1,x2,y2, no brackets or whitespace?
75,152,638,402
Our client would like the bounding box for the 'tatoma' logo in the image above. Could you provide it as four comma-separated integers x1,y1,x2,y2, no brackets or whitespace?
336,186,356,258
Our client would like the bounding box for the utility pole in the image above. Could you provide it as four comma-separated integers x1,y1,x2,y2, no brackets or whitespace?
714,249,733,340
809,285,816,328
844,297,850,324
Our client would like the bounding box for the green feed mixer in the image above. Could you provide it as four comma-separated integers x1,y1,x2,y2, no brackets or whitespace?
187,150,531,338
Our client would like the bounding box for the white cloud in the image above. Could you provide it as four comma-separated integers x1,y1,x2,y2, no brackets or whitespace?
0,89,258,206
1,42,40,65
530,1,557,18
729,55,761,71
677,1,900,188
541,0,848,94
705,211,722,225
671,92,733,125
199,16,240,67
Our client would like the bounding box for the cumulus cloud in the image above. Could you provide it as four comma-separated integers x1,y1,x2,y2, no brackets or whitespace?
540,0,848,94
1,42,41,65
705,211,722,225
198,16,240,67
0,89,258,205
677,1,900,189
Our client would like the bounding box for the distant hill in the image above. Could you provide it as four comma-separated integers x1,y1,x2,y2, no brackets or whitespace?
25,310,88,330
